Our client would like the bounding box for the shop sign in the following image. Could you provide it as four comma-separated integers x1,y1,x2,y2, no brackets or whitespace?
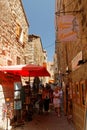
58,15,79,42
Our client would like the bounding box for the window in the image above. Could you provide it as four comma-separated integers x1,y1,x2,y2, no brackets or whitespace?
19,30,24,43
17,56,20,65
7,60,12,66
16,23,22,38
24,56,26,64
14,82,22,109
81,84,85,105
80,80,86,106
16,23,24,44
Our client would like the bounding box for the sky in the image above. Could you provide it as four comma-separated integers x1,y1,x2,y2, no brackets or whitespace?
22,0,55,62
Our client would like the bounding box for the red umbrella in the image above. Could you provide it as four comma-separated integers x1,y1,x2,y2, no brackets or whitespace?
0,64,50,77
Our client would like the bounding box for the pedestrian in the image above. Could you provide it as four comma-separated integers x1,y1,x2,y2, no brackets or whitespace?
53,86,61,117
38,95,43,114
49,86,53,104
59,87,63,112
42,87,50,113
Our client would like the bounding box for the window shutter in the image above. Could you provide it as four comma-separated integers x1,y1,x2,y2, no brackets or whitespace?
16,23,22,38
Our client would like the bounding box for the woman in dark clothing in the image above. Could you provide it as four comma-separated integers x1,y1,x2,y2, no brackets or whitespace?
42,87,50,112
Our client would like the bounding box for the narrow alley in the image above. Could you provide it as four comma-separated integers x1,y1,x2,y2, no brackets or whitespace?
1,0,87,130
11,109,75,130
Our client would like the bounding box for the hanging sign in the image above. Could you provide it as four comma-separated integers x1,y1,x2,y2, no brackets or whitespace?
58,15,79,42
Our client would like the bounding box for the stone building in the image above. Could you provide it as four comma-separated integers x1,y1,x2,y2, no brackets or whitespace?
23,34,48,85
0,0,29,66
27,34,44,65
0,0,49,129
55,0,87,130
0,0,29,129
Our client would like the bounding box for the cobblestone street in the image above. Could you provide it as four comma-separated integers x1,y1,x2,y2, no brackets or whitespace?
12,110,76,130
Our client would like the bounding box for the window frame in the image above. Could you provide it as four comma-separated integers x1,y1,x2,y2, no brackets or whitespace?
75,82,81,105
80,80,87,107
16,23,24,45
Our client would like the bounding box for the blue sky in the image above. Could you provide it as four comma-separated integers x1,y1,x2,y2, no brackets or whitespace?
22,0,55,61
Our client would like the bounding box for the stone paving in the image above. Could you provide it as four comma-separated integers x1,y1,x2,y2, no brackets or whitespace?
12,111,76,130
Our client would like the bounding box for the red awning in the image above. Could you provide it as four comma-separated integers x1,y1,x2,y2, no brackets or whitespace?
0,64,50,77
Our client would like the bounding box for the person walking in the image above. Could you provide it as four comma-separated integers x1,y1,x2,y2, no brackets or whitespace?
42,87,50,113
38,95,44,114
53,86,61,117
59,87,63,112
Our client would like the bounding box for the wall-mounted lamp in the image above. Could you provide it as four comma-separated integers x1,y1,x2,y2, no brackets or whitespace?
65,67,71,74
77,59,87,66
6,97,10,102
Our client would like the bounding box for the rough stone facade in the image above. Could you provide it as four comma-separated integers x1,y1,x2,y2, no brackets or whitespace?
0,0,29,66
55,0,87,130
0,0,49,129
28,34,44,66
0,0,29,129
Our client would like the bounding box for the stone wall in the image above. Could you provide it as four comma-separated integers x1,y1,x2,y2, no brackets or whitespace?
0,0,29,129
0,0,29,65
28,35,44,66
55,0,87,130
